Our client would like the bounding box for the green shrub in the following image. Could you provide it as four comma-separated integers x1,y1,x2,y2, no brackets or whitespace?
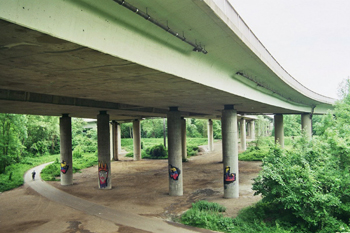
192,200,226,212
72,145,83,158
187,145,199,156
125,152,133,157
0,154,59,192
149,144,167,159
124,151,148,159
41,163,60,181
239,147,269,161
252,136,350,232
181,201,234,233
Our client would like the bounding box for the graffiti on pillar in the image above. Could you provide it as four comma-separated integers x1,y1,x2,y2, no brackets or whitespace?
224,166,236,184
60,160,69,174
98,162,109,188
169,164,181,181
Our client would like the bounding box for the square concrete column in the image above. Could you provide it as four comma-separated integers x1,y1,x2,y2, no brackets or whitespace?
301,113,312,139
274,114,284,148
181,117,187,160
111,121,120,161
221,105,239,198
97,111,111,189
133,119,141,161
240,118,247,152
167,107,183,196
208,119,214,151
60,114,73,186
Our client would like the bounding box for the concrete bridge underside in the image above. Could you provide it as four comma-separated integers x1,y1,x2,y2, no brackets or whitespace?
0,0,333,120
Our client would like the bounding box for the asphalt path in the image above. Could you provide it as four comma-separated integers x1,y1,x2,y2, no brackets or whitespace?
24,163,214,233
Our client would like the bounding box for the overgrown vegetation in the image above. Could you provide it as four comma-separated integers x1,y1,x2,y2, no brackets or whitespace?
181,200,289,233
124,138,207,159
0,154,59,192
182,80,350,232
181,201,235,232
41,153,98,181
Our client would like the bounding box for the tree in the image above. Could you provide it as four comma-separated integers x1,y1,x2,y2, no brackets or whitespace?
283,115,301,136
141,118,164,138
24,115,59,156
252,83,350,232
0,114,27,173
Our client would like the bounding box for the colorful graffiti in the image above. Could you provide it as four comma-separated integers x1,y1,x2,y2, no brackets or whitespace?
224,166,236,184
169,164,181,181
60,160,69,174
98,162,109,188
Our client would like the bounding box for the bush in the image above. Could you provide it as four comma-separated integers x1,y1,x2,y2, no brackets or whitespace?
191,200,226,212
187,145,199,156
72,145,83,158
148,144,168,159
181,201,235,232
252,136,350,232
41,162,60,181
239,147,268,161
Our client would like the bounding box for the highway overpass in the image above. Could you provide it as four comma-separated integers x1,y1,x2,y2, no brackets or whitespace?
0,0,335,198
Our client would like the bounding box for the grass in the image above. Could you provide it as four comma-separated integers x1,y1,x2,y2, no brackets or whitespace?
0,152,98,192
181,200,292,233
239,136,300,161
0,154,59,192
41,153,97,181
180,200,235,232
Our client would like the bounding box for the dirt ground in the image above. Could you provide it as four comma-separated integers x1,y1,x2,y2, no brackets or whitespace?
0,141,262,233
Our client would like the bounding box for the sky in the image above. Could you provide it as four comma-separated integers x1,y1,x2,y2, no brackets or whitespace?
229,0,350,99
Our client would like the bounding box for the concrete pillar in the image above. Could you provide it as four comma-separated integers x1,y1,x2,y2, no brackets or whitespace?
110,122,113,161
246,121,251,139
221,105,239,198
250,121,255,140
97,111,111,189
274,114,284,148
133,119,141,161
111,121,120,161
167,107,183,196
60,114,73,186
301,113,312,139
181,117,187,160
208,119,214,151
118,123,121,154
240,118,247,151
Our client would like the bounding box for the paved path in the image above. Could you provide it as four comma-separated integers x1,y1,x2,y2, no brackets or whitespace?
24,163,214,233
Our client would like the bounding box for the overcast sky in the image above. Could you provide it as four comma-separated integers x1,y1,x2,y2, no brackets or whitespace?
229,0,350,99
